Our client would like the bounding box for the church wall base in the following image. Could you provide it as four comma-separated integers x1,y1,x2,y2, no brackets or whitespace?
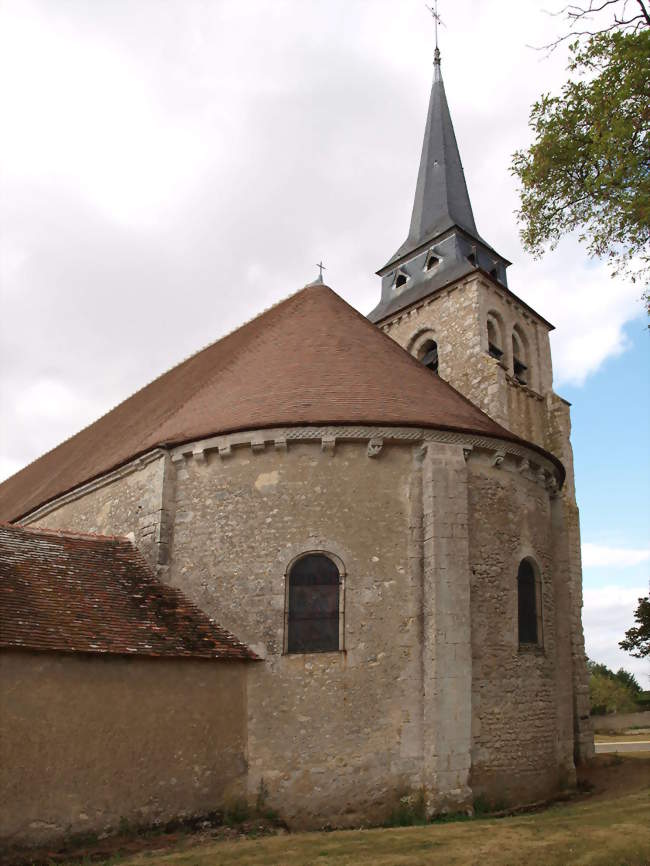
8,429,587,832
0,651,248,848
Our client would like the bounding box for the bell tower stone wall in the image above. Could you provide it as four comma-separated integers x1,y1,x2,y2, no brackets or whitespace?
376,272,594,765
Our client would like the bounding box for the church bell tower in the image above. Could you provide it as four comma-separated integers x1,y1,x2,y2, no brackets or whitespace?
369,43,571,492
370,38,594,764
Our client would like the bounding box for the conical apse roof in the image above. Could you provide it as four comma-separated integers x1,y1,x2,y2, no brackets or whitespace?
0,284,545,522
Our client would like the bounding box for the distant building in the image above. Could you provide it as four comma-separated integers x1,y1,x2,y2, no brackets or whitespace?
0,45,593,846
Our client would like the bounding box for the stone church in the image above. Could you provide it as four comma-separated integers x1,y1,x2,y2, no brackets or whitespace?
0,46,593,844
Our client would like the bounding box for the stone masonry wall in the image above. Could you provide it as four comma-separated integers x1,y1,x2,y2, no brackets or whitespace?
0,652,248,846
11,425,582,824
380,274,555,449
381,277,495,419
380,274,593,765
467,454,576,804
421,443,472,810
167,439,423,828
21,454,171,570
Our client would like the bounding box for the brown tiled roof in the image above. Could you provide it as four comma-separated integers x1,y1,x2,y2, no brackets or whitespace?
0,284,559,521
0,524,257,660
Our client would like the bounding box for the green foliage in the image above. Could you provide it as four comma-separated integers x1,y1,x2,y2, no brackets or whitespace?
223,781,281,827
636,690,650,709
512,26,650,292
586,657,643,714
614,667,642,694
117,816,132,836
587,658,642,694
256,777,270,814
619,596,650,658
223,798,251,826
590,670,639,715
472,793,490,816
255,776,280,822
386,788,428,827
472,793,509,816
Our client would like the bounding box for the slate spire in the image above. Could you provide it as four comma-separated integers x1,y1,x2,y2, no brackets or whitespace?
395,48,479,264
369,45,510,324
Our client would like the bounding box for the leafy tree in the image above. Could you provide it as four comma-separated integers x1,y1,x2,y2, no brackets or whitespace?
589,670,639,714
511,2,650,300
586,657,642,713
619,595,650,658
614,667,642,693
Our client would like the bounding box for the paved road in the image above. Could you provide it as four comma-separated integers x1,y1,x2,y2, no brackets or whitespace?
595,740,650,753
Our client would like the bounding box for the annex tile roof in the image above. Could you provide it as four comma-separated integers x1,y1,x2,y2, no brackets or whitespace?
0,524,256,660
0,283,553,522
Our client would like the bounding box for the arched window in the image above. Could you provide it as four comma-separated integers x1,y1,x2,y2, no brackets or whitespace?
512,327,528,384
518,558,542,646
417,339,439,374
286,553,341,654
486,313,504,360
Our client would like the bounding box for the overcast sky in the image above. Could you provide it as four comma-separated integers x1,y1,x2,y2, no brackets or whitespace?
1,0,648,681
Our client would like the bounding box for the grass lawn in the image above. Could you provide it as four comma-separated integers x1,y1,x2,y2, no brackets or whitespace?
57,761,650,866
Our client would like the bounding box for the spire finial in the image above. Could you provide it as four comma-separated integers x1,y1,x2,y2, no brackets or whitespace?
426,2,443,63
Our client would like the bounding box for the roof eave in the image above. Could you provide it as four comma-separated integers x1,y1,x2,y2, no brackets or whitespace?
10,420,566,524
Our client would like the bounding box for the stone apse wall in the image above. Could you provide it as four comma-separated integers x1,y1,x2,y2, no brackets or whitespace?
0,652,248,846
23,424,581,826
379,274,593,764
22,451,171,569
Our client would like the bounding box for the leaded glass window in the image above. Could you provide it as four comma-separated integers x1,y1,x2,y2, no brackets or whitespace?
287,554,340,654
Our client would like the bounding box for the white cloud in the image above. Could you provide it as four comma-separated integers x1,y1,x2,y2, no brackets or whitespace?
520,249,643,387
0,1,211,228
583,586,649,686
583,543,650,569
0,0,646,480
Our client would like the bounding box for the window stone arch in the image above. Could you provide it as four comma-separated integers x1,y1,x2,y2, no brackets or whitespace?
284,551,345,654
408,329,441,375
511,324,530,385
486,311,505,362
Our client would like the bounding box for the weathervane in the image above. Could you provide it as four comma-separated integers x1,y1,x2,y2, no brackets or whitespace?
425,1,444,61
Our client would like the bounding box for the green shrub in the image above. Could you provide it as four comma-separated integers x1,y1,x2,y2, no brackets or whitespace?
386,788,428,827
224,798,251,826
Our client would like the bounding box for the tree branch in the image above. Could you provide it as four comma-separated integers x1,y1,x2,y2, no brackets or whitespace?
533,0,649,52
634,0,650,25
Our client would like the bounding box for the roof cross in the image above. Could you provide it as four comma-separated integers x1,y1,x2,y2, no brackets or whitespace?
425,1,444,59
316,261,327,281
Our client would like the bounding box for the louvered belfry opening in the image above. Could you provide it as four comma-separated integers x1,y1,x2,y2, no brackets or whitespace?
287,554,340,654
419,340,439,374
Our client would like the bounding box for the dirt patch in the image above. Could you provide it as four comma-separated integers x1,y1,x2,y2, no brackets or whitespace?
577,753,650,800
0,815,287,866
594,731,650,741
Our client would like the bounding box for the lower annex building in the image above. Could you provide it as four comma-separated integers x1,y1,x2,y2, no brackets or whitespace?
0,44,593,845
